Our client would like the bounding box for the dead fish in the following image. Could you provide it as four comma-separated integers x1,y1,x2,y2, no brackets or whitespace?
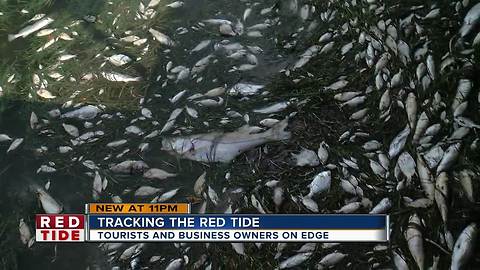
340,96,366,107
37,165,56,174
325,80,348,91
307,171,331,197
157,188,180,202
260,118,280,127
405,213,424,270
251,194,266,213
149,28,175,46
416,154,435,200
413,112,429,143
185,106,198,118
369,198,392,214
458,170,474,202
459,3,480,37
452,79,472,112
424,8,440,19
273,187,283,211
453,102,468,118
318,32,333,43
36,187,62,214
107,54,132,66
375,53,390,74
61,105,101,120
397,40,411,65
169,90,187,103
58,54,76,61
334,91,362,102
110,160,149,174
125,125,144,136
219,24,236,36
436,143,461,174
317,142,329,164
423,145,444,169
193,171,206,197
191,40,211,53
204,86,225,97
451,223,478,270
106,140,127,148
316,252,347,270
143,168,176,180
435,172,448,223
320,41,335,54
363,140,382,151
391,70,403,88
389,126,410,158
8,17,54,41
101,71,141,82
19,219,34,247
231,242,245,255
161,119,291,163
92,171,102,200
393,250,409,270
147,0,161,8
404,197,433,208
406,93,417,129
370,159,387,178
195,97,224,107
0,134,13,142
397,152,416,180
292,148,320,167
134,186,162,197
340,179,357,196
279,252,312,269
7,138,24,153
336,202,362,213
207,186,219,206
426,55,435,80
166,1,184,8
243,8,252,21
349,106,367,120
253,102,289,114
62,123,79,137
191,54,214,74
379,89,391,111
165,258,184,270
119,243,143,261
36,89,56,99
455,116,480,129
141,108,152,118
160,108,183,134
301,196,319,212
30,112,39,130
228,83,264,96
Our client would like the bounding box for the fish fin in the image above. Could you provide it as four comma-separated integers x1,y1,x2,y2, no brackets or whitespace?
8,34,17,42
269,118,291,141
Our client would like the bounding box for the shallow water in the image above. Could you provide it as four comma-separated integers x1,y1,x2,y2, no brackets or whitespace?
1,0,480,269
0,0,305,268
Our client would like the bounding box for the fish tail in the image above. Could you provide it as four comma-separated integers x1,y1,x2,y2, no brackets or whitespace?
269,118,291,141
8,34,17,42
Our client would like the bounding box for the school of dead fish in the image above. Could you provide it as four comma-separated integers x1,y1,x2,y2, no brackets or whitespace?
3,0,480,269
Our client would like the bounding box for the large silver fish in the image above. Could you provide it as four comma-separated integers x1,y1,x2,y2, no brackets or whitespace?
161,119,291,163
8,17,54,41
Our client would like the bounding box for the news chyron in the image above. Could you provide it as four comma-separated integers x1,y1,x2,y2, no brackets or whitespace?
36,203,389,242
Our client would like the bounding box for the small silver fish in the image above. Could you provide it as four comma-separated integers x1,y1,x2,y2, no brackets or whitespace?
8,17,54,41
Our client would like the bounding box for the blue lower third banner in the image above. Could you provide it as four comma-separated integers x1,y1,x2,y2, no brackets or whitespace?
87,215,389,242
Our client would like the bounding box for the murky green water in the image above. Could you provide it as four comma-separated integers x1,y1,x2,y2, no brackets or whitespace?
1,0,480,269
